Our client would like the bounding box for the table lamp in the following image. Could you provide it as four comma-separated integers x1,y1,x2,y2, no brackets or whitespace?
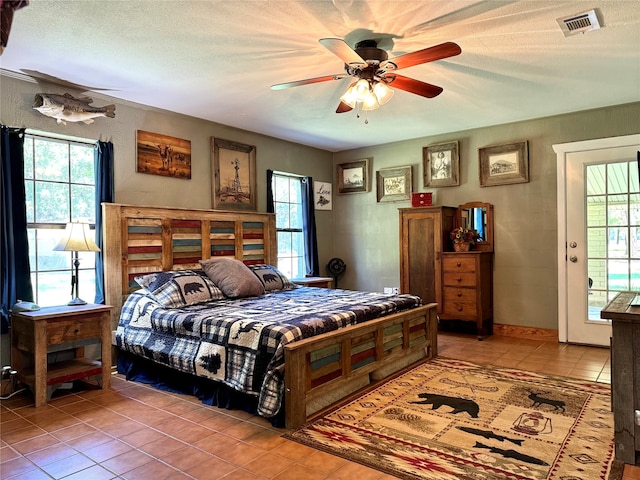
53,222,101,306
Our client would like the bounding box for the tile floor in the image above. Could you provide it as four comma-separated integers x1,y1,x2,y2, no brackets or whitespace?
1,333,639,480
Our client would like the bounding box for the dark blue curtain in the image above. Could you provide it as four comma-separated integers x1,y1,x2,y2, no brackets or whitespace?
266,169,274,213
1,125,33,334
301,176,319,276
266,170,319,276
94,141,114,304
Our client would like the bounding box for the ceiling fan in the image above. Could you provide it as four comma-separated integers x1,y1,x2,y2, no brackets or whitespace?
271,38,461,113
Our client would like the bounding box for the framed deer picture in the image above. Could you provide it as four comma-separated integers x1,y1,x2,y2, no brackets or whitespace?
136,130,191,179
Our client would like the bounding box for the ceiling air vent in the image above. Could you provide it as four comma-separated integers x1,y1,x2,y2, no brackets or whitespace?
557,9,601,37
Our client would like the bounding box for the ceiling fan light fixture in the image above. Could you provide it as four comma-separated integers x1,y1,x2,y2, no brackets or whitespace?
340,79,385,111
373,81,394,105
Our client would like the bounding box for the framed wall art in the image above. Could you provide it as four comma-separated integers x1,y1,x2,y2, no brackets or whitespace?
479,140,529,187
423,140,459,187
376,165,412,203
337,158,370,194
313,181,332,210
211,138,257,211
136,130,192,179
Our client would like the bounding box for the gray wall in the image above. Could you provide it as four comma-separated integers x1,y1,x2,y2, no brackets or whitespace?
0,73,336,269
333,102,640,330
2,73,639,355
0,74,335,365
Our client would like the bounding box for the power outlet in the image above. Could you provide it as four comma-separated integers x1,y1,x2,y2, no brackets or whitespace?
392,287,399,294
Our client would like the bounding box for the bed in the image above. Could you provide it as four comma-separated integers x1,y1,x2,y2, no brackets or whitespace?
103,203,438,428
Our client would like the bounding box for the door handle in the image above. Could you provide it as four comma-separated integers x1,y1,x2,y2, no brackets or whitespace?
569,255,578,263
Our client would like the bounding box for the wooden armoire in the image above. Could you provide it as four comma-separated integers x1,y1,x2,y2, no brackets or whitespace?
399,206,456,312
400,203,494,339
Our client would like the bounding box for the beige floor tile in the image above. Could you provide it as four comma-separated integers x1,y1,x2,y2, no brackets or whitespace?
2,332,632,479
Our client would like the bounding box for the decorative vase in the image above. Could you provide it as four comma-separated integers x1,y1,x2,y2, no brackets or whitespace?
453,241,470,252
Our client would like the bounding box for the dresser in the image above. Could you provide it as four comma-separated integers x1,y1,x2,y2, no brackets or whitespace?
439,251,493,339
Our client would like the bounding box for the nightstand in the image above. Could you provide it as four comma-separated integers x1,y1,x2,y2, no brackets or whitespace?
290,276,334,288
11,303,112,406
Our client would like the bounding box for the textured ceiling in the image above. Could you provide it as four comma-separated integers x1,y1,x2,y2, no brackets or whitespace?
1,0,639,152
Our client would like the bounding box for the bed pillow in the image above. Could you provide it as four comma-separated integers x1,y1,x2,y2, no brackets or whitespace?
134,269,225,308
199,258,265,298
248,264,298,292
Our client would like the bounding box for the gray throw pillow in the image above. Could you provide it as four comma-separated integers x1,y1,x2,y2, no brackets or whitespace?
199,258,265,298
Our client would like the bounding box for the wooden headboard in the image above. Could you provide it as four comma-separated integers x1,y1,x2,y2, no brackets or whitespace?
102,203,277,330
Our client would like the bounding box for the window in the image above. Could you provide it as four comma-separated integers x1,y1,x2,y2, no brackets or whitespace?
271,172,305,278
23,133,97,306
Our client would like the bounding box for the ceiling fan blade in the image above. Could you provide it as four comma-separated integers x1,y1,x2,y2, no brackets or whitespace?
336,101,353,114
385,74,444,98
381,42,461,71
271,73,348,90
319,38,366,67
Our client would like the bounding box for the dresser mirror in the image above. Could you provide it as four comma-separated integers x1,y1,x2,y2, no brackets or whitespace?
457,202,494,252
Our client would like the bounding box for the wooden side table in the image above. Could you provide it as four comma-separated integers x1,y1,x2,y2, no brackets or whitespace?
290,276,334,288
601,291,640,465
11,303,112,406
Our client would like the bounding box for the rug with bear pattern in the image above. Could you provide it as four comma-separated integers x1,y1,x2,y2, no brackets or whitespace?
284,357,621,480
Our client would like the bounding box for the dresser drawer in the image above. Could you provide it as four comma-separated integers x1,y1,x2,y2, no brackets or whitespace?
442,301,477,316
442,256,476,272
443,272,477,287
444,287,476,304
47,317,102,345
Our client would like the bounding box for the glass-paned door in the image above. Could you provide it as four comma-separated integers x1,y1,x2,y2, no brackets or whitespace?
565,142,639,345
586,161,640,319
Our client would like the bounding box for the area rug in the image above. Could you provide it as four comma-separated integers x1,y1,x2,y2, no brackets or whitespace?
285,357,621,480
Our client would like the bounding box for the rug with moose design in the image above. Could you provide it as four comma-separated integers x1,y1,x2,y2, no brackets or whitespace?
284,357,621,480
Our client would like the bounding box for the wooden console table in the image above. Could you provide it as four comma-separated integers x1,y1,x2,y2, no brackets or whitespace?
601,291,640,465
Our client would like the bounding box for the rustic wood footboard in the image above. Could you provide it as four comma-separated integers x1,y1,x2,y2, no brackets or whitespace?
284,302,438,429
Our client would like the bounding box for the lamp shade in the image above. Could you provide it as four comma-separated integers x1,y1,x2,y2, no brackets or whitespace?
361,91,380,111
53,222,100,252
339,81,359,108
373,81,394,105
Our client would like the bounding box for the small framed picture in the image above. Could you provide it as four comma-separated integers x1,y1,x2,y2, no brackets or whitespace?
376,165,412,203
423,141,459,187
136,130,192,179
314,181,332,210
337,158,370,194
479,141,529,187
211,138,257,210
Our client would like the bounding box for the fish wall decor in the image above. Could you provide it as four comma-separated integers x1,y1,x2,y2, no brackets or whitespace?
33,92,116,125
